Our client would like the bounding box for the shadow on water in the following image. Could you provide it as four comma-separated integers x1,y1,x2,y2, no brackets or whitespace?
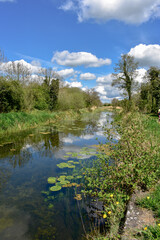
0,111,113,240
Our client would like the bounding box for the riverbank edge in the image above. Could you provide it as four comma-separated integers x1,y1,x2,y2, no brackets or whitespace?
0,106,114,136
87,111,160,240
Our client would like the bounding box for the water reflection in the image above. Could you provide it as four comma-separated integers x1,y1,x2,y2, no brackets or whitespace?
0,111,113,240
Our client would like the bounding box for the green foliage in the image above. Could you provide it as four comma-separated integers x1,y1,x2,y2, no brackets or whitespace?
112,54,138,102
137,184,160,219
138,67,160,113
135,225,160,239
82,112,160,236
57,162,75,169
58,87,86,111
0,77,24,112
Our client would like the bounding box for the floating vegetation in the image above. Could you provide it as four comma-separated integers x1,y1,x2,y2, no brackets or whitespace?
74,194,82,201
59,180,70,185
41,191,50,195
29,134,34,137
57,163,75,169
57,176,66,181
73,162,80,165
76,175,83,179
48,204,54,209
10,149,16,152
50,185,62,192
66,176,74,180
47,177,57,184
47,196,55,200
66,152,72,155
40,132,51,135
68,161,74,163
62,183,79,188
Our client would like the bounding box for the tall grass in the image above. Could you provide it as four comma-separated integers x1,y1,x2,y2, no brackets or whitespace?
0,111,60,135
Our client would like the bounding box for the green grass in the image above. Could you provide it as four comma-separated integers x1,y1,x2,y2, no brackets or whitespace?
0,107,105,135
135,225,160,240
137,184,160,219
0,111,56,133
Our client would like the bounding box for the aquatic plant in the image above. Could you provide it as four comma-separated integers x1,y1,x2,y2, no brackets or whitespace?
74,194,82,201
57,162,75,169
73,162,80,165
76,175,82,179
50,185,62,192
47,177,57,184
59,180,70,185
57,175,66,181
66,176,74,180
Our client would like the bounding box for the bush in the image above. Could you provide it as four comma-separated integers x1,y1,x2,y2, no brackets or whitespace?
0,77,24,112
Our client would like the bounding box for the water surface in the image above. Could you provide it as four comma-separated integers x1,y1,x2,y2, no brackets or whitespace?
0,111,113,240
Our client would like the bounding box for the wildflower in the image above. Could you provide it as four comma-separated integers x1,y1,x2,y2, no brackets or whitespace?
144,227,147,230
116,202,119,205
103,213,107,219
158,223,160,227
110,194,114,198
147,196,150,199
108,211,111,215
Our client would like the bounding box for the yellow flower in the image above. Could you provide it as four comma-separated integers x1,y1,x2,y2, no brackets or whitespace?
110,194,114,198
147,196,150,199
103,214,107,219
144,227,147,230
108,211,111,215
116,202,119,205
158,223,160,227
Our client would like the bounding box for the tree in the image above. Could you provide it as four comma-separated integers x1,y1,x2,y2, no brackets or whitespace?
112,54,138,103
0,77,24,112
147,67,160,113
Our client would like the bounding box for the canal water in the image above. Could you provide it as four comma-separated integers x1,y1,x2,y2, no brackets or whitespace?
0,111,113,240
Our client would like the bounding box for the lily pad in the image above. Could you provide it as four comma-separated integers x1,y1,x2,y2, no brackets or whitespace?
48,204,54,209
66,152,72,155
73,162,80,165
74,194,82,201
66,176,74,180
76,175,83,179
47,177,57,184
57,176,66,181
57,163,75,169
50,185,62,192
59,180,70,185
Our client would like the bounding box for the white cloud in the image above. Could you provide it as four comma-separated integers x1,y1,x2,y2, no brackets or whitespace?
52,50,111,67
59,0,75,11
128,44,160,68
96,85,106,96
57,68,75,79
135,68,147,83
96,74,113,85
60,0,160,24
0,59,41,74
80,72,96,80
65,81,83,88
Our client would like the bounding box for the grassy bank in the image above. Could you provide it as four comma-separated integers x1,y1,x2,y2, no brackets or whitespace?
82,111,160,239
0,110,81,135
0,107,108,136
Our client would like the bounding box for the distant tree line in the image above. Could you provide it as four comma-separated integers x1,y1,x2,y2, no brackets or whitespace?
0,49,102,113
111,54,160,114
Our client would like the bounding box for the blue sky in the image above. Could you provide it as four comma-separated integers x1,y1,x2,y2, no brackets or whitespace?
0,0,160,102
